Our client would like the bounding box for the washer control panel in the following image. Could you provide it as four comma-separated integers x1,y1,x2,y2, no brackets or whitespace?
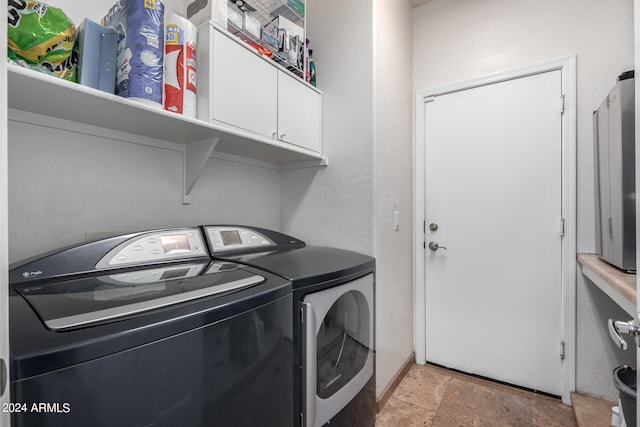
204,226,275,253
96,228,208,268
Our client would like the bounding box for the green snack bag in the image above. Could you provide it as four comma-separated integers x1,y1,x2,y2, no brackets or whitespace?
7,1,76,81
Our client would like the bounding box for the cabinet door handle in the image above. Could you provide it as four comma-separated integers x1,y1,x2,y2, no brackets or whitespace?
272,132,278,139
280,133,287,140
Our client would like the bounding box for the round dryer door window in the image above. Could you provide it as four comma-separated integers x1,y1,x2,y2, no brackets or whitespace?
316,290,370,398
302,273,374,427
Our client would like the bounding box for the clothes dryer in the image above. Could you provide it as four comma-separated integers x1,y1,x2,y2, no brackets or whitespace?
202,225,376,427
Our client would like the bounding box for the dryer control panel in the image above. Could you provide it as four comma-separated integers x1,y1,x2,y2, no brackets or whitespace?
204,226,276,253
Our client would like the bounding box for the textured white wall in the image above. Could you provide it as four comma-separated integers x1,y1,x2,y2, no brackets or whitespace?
374,0,415,396
41,0,111,25
47,0,188,25
8,120,281,263
412,0,634,400
281,0,374,255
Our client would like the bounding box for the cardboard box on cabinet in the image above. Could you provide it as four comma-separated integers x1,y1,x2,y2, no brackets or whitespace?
186,0,227,27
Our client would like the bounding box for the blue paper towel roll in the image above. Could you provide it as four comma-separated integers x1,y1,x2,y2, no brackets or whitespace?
103,0,165,107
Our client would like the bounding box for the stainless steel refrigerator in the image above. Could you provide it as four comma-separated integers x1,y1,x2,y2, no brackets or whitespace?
593,71,636,272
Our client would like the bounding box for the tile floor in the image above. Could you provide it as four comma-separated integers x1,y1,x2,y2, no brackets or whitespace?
375,364,577,427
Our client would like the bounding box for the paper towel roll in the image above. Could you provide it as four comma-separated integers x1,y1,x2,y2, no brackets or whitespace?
164,12,197,118
104,0,165,108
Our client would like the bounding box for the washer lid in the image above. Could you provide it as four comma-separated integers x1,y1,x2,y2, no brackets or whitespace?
10,228,210,286
14,262,264,331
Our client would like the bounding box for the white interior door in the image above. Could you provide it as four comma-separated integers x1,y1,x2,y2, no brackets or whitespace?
424,70,563,395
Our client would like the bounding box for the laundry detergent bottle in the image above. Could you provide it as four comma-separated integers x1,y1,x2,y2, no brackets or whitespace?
308,49,316,87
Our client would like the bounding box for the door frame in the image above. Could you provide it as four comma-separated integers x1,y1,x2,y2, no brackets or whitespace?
1,3,9,426
634,3,640,426
413,56,577,404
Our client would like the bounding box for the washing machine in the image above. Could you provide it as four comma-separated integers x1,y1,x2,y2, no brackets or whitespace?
202,225,376,427
8,227,293,427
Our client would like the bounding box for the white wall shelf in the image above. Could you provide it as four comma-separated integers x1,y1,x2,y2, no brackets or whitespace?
7,63,327,202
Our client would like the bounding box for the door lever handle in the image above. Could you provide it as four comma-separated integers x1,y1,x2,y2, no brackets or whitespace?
428,241,447,251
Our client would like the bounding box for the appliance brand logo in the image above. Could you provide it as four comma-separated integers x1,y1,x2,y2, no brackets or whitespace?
22,270,43,279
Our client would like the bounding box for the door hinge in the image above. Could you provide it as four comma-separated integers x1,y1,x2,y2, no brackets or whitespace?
423,220,426,234
560,341,565,360
559,95,565,113
560,218,565,237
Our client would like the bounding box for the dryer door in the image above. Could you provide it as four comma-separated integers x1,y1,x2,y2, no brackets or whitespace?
302,273,374,427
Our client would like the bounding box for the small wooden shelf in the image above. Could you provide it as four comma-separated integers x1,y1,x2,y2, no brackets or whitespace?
577,253,636,316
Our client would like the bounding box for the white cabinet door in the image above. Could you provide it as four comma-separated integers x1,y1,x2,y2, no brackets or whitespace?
211,30,278,138
278,71,322,153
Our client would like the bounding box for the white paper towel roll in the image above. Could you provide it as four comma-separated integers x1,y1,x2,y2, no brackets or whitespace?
164,12,197,118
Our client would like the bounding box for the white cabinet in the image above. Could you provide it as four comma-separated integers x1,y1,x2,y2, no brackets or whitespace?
278,70,322,152
210,28,278,138
198,25,322,154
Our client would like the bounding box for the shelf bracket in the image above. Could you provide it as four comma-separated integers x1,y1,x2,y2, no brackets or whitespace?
280,157,329,170
183,137,219,204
